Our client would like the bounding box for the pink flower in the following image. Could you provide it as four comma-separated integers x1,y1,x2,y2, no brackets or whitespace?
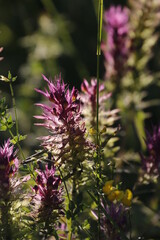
140,126,160,180
101,6,130,79
0,139,19,197
35,75,93,168
81,78,119,131
32,165,63,222
101,203,128,240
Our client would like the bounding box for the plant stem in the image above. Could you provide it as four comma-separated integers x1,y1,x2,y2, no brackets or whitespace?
9,80,26,160
58,167,70,202
96,0,103,239
8,128,25,161
9,82,19,139
58,167,72,240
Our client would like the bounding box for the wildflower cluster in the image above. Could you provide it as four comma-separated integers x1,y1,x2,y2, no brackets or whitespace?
103,180,133,207
1,0,160,239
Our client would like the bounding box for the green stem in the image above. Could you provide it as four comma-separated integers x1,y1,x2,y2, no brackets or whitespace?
96,0,103,239
58,167,72,240
8,128,25,160
9,80,26,160
58,167,70,202
9,82,19,139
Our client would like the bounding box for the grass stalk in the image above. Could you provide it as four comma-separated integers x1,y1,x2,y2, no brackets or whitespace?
96,0,103,239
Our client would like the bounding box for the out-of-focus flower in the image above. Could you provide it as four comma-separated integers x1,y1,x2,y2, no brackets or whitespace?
103,180,133,207
108,190,124,202
0,47,3,61
0,139,19,198
81,79,120,171
140,126,160,180
101,6,130,80
101,202,128,240
35,75,93,170
103,180,114,195
32,164,63,223
0,139,29,239
81,79,119,134
57,220,76,239
81,79,113,129
121,189,133,207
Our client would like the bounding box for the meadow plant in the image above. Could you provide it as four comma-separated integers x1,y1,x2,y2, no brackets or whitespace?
101,6,130,81
0,139,28,239
1,0,160,239
35,75,93,169
31,163,63,238
81,78,119,131
35,74,95,237
101,203,128,240
140,126,160,181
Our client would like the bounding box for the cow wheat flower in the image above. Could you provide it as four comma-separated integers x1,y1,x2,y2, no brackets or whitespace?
81,79,119,133
140,126,160,181
81,79,113,130
31,164,63,238
0,139,19,198
32,164,63,220
35,75,93,171
101,202,128,240
101,6,130,80
0,139,28,239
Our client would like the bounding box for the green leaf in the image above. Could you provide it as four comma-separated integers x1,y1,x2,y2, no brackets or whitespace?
0,125,7,131
8,71,12,80
7,115,14,129
12,76,17,82
0,97,7,117
10,135,27,144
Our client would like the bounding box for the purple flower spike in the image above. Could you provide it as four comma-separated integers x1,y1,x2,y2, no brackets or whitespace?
81,79,112,128
81,78,119,136
140,126,160,180
101,203,128,240
0,139,19,197
101,6,130,80
35,75,93,168
32,165,63,221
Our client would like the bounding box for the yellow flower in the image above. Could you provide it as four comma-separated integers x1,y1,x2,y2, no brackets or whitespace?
108,190,124,202
103,180,114,195
121,189,133,207
89,128,97,135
